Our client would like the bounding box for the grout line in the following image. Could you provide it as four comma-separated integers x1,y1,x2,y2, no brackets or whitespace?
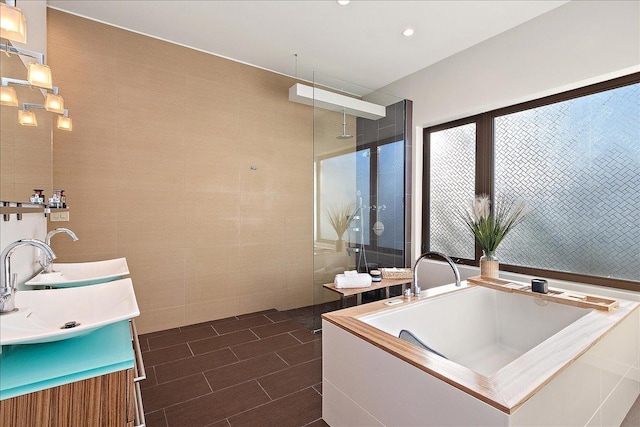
301,417,324,427
204,351,304,394
222,382,301,422
273,351,291,367
312,382,323,396
289,330,305,344
143,353,194,373
145,384,215,413
256,379,273,401
148,366,157,386
201,372,214,393
228,346,241,361
186,341,195,357
227,385,322,422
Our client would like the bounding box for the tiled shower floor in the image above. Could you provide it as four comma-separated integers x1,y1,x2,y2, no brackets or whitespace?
139,307,640,427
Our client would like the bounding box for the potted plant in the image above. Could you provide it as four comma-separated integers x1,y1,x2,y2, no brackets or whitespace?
325,204,358,252
461,194,528,278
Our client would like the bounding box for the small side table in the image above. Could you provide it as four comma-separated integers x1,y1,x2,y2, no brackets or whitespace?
323,277,412,307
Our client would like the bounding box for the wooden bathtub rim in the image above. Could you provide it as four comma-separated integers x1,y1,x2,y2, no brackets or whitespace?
322,285,640,415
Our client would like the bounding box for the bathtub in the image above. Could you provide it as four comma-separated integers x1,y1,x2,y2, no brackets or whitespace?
322,282,639,426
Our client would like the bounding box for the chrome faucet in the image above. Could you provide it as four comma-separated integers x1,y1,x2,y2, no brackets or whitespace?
413,251,461,295
1,239,56,313
42,228,78,273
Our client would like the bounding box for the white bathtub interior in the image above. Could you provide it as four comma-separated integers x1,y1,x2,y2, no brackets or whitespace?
360,286,593,376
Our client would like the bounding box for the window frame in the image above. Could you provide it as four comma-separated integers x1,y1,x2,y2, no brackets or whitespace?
422,72,640,292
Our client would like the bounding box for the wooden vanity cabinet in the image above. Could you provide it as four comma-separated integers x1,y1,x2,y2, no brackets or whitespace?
0,320,145,426
0,368,135,427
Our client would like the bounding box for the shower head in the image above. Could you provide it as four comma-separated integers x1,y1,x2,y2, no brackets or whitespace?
337,109,353,139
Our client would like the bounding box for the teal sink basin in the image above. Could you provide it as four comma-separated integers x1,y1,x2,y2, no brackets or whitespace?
25,258,129,288
0,278,139,346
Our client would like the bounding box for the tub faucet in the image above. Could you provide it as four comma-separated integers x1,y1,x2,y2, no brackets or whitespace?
413,251,461,295
1,239,56,313
42,228,78,273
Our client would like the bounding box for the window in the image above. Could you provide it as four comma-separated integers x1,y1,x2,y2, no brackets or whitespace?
319,141,405,251
428,122,476,260
318,150,359,241
423,73,640,291
318,141,405,254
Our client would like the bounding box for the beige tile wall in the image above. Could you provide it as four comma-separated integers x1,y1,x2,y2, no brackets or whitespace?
47,10,313,333
0,48,53,201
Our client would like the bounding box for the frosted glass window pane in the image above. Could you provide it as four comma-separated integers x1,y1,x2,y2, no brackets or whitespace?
495,83,640,281
429,123,476,259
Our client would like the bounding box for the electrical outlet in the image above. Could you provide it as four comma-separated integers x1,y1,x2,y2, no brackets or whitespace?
50,211,70,222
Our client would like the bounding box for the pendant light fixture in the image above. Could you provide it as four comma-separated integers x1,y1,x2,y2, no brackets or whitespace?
45,93,64,114
0,85,18,106
27,62,52,89
1,42,74,131
17,103,72,130
18,108,36,126
56,110,72,131
0,1,27,44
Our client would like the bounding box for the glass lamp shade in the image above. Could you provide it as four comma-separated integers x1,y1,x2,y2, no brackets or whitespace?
0,3,27,44
0,86,19,107
57,115,72,131
18,109,37,126
27,63,53,89
45,93,65,114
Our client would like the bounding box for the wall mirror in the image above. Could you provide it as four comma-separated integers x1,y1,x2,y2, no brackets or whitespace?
0,38,52,203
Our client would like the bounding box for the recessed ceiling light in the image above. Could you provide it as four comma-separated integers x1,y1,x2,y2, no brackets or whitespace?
337,0,350,5
402,28,415,37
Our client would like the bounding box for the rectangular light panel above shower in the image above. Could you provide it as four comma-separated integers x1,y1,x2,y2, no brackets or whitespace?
288,83,386,120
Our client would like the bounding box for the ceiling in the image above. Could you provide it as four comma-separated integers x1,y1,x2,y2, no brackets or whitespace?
46,0,568,94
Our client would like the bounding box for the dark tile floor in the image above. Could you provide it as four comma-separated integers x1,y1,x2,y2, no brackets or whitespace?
139,305,640,427
139,309,327,427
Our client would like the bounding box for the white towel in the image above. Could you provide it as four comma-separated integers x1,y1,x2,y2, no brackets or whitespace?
344,270,358,277
335,273,372,289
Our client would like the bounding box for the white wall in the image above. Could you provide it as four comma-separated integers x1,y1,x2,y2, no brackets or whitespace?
379,1,640,264
383,1,639,129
